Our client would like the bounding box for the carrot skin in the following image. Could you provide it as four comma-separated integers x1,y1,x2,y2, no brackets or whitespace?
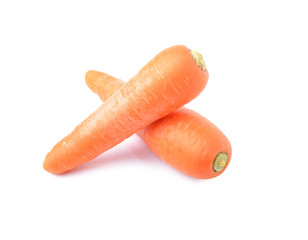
86,71,232,179
44,45,208,174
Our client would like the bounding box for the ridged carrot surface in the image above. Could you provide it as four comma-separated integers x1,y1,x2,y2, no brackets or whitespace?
85,71,232,179
43,45,208,174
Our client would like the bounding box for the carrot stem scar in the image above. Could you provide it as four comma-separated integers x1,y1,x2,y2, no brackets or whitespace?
190,50,206,71
212,152,228,172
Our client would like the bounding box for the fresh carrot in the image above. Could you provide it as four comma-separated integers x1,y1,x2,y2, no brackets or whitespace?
85,71,232,179
43,45,208,174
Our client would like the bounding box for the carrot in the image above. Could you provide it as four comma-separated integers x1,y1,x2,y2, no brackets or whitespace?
43,45,208,174
85,71,232,179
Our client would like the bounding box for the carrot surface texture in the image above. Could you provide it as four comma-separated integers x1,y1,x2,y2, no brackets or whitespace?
85,71,232,179
43,45,208,174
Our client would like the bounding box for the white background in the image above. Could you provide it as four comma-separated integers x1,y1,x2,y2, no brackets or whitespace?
1,0,307,239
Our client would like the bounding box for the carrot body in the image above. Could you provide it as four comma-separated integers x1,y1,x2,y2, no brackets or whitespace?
43,45,208,174
86,71,232,179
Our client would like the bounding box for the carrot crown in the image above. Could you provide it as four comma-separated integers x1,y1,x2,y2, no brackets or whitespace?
212,152,228,172
190,50,206,71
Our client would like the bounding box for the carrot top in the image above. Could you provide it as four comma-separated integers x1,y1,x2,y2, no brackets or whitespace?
190,50,206,71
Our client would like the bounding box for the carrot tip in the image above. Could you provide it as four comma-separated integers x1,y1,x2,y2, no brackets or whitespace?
190,50,206,71
212,152,228,172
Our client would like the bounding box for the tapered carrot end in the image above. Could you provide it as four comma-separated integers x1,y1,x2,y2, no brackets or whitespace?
43,161,66,174
43,157,58,174
43,159,54,174
85,70,100,80
85,70,101,94
43,150,67,174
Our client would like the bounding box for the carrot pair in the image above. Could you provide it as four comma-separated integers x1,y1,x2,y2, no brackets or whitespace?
43,45,231,179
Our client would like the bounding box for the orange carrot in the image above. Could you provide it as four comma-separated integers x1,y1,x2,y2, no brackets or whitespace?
43,45,208,174
86,71,232,179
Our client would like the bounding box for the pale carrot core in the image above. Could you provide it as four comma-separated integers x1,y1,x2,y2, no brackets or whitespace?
218,159,226,167
190,50,206,71
212,152,228,172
